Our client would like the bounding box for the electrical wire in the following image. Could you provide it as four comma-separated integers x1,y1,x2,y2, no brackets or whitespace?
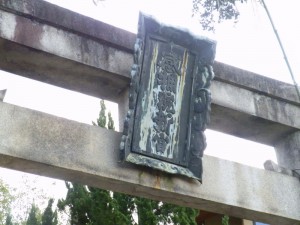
261,0,300,101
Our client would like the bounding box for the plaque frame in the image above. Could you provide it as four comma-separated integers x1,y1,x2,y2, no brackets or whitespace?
120,13,216,181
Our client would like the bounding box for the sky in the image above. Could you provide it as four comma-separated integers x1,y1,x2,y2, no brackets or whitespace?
0,0,299,219
44,0,300,84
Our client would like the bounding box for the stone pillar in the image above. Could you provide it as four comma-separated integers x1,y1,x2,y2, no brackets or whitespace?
242,220,253,225
117,87,129,132
275,131,300,171
0,89,6,102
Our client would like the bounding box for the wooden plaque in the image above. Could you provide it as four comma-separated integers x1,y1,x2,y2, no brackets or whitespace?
120,13,216,181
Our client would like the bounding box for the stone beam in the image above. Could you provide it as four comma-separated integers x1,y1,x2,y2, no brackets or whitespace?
0,4,133,102
0,0,135,51
211,62,300,145
0,0,299,146
0,102,299,225
210,79,300,145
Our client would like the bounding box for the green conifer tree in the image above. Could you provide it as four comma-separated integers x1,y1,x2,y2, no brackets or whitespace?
92,100,106,128
107,112,115,130
0,179,14,225
222,215,230,225
58,183,91,225
41,199,57,225
26,204,41,225
5,213,13,225
58,100,198,225
58,100,134,225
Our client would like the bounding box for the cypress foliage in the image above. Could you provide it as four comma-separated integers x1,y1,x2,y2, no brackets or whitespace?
41,199,57,225
5,213,13,225
107,112,115,130
0,180,13,224
58,100,198,224
26,204,41,225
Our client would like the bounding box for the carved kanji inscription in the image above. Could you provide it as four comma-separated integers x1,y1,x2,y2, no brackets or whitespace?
120,13,216,180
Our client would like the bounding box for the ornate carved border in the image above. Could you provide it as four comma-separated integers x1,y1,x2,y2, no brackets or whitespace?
120,13,216,181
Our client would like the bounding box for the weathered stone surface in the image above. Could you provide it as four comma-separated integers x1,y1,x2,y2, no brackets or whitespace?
0,1,300,223
0,0,299,147
264,160,299,178
275,131,300,171
210,80,300,145
0,102,299,225
0,9,132,101
0,0,135,52
213,62,300,104
0,10,128,73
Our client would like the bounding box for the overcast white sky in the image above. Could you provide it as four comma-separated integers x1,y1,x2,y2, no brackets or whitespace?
0,0,299,213
44,0,300,83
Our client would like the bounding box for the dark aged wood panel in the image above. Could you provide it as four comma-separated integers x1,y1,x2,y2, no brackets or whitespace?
120,14,216,180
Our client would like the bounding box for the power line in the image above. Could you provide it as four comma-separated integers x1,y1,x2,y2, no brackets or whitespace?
261,0,300,101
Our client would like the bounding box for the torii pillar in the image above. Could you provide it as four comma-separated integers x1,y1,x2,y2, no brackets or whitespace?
275,131,300,173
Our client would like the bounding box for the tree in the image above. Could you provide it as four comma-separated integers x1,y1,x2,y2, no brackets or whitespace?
159,202,198,225
0,174,60,225
222,215,230,225
26,204,41,225
58,100,198,224
5,213,13,225
107,112,115,130
193,0,250,31
92,100,106,127
58,100,134,225
41,199,57,225
58,182,90,225
0,179,13,225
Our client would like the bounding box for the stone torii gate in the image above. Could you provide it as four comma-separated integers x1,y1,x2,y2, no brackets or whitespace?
0,0,299,224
